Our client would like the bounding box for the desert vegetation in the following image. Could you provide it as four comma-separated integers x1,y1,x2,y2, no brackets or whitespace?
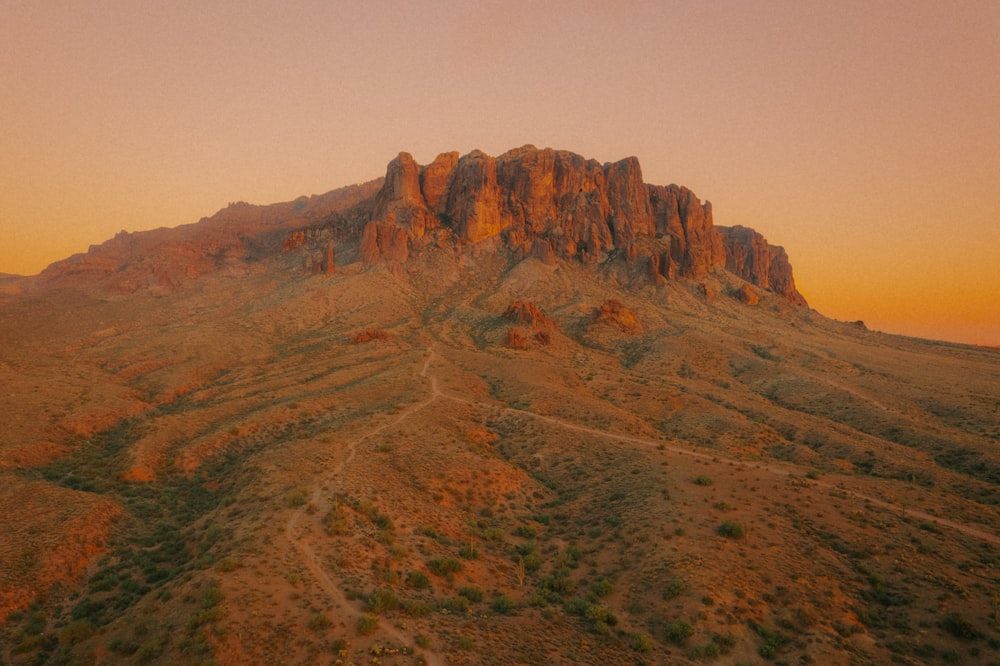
1,205,998,664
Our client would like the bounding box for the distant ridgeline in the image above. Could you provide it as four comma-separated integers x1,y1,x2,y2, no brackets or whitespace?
38,146,805,305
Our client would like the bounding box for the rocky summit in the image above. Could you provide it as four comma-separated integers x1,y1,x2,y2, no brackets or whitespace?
33,146,803,306
358,146,803,303
1,147,998,666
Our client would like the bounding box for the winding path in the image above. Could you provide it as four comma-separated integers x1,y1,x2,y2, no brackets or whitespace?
283,347,445,666
432,351,1000,547
283,343,999,662
495,403,1000,546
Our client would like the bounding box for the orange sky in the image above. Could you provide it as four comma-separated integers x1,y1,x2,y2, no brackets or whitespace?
2,1,998,345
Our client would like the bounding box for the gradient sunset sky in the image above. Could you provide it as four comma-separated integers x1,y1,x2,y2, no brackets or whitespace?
2,1,998,345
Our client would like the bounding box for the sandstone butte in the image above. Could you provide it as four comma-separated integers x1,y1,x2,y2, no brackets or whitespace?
37,145,805,307
359,146,806,305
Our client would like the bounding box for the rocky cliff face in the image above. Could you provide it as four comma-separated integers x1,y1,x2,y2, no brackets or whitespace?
717,225,806,305
647,185,726,279
36,144,805,306
360,146,806,304
362,146,703,266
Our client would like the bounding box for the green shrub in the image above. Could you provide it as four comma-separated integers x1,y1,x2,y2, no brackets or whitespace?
284,486,309,507
401,599,433,617
59,619,95,645
939,612,983,640
713,632,736,653
590,619,612,636
483,527,505,541
307,612,332,632
406,571,430,589
458,586,483,602
440,596,468,613
663,577,685,599
367,509,393,530
665,621,693,645
689,641,722,658
565,598,591,616
491,593,517,615
522,552,541,573
135,631,169,663
188,605,224,629
630,632,653,653
357,615,378,635
584,604,617,626
323,508,350,535
540,568,575,598
752,622,788,659
513,525,537,538
717,520,744,539
590,578,613,598
366,588,400,614
692,476,713,486
559,546,582,569
215,556,241,572
24,610,47,635
201,580,224,608
428,557,463,576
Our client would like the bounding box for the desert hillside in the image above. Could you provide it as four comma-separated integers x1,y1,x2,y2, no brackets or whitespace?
1,149,998,665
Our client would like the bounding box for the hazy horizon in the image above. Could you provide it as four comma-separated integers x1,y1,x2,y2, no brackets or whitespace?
2,1,998,346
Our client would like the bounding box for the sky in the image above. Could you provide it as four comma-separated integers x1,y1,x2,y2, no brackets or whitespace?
1,0,998,346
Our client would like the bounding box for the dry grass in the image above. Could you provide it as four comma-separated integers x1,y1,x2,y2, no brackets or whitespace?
1,248,998,665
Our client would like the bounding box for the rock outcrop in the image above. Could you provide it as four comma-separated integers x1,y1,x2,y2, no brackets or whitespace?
420,151,459,212
735,283,760,305
594,299,643,334
283,231,306,251
648,185,726,279
324,240,336,276
503,300,554,331
371,152,432,239
360,218,409,264
717,225,806,305
363,146,664,266
35,144,805,306
505,327,528,349
357,146,805,305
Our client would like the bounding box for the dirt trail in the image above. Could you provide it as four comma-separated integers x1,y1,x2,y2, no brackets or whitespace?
284,346,444,666
502,405,1000,546
284,342,999,664
430,365,1000,548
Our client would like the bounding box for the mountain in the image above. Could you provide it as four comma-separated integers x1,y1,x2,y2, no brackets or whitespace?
1,148,998,665
36,179,382,293
32,146,804,307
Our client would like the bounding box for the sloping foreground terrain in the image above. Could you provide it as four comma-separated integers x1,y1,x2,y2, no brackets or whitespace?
1,148,999,665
